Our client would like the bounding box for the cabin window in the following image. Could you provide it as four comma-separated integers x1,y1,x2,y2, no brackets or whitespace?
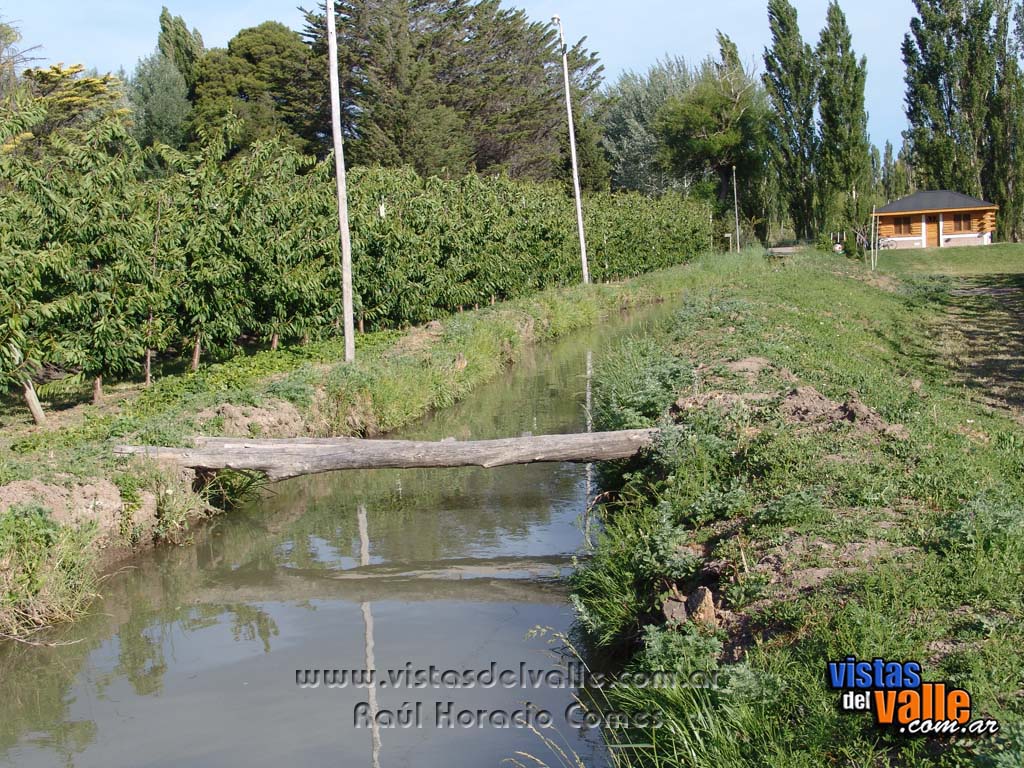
952,213,972,233
894,216,912,236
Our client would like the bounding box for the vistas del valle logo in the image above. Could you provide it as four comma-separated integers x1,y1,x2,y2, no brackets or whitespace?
828,657,1000,736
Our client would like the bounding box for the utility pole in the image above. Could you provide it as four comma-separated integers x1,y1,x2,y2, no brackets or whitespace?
553,15,590,284
732,165,741,253
326,0,356,362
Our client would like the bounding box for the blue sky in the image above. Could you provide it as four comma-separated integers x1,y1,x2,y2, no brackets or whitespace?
7,0,915,149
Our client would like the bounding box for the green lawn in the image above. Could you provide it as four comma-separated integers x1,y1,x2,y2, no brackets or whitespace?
877,242,1024,276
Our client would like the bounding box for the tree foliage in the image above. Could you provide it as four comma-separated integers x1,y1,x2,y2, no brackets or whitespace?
658,34,769,209
601,57,692,195
300,0,604,180
129,52,191,148
763,0,819,239
0,93,711,421
157,6,204,93
903,0,996,198
192,22,317,151
816,1,872,230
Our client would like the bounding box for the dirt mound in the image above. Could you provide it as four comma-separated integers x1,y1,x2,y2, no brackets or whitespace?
0,479,123,528
0,479,160,557
780,386,909,439
387,319,444,358
198,400,305,438
673,391,771,414
725,356,773,381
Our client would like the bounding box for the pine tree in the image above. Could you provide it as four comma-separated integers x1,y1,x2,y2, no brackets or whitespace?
191,22,317,151
354,0,474,176
816,1,872,230
129,52,191,148
763,0,818,239
300,0,602,180
658,34,769,210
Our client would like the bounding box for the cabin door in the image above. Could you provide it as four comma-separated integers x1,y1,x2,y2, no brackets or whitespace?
926,215,940,248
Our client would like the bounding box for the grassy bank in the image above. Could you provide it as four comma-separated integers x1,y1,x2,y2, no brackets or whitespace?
0,265,704,639
573,249,1024,766
877,243,1024,276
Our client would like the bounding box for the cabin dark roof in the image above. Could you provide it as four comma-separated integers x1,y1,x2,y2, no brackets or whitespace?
876,190,997,214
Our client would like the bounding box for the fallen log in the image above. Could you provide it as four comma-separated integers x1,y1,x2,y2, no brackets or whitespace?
114,429,658,481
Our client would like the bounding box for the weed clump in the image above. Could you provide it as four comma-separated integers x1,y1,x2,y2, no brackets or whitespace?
0,505,97,638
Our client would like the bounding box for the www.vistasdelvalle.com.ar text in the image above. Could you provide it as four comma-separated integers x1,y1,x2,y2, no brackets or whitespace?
294,662,719,691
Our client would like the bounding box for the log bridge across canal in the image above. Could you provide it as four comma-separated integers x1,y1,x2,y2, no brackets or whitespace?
114,429,659,481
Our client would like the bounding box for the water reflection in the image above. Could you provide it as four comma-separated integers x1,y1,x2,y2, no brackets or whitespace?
0,306,674,767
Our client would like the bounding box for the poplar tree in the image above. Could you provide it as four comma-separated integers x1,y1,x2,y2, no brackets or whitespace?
763,0,818,239
902,0,995,196
816,1,872,230
987,0,1024,239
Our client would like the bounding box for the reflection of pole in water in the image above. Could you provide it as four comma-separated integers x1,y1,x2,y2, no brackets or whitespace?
358,505,381,768
584,350,594,546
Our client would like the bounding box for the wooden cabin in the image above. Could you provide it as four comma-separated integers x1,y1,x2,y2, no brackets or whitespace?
873,191,998,249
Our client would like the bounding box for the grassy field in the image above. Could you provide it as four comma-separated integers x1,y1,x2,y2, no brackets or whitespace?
877,243,1024,276
572,247,1024,766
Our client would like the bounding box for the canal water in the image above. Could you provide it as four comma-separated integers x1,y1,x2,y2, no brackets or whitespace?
0,304,670,768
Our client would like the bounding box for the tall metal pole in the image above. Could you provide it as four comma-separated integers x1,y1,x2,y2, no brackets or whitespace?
732,165,741,253
326,0,356,362
553,15,590,285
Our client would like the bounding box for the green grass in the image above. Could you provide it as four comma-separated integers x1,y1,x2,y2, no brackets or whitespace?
572,250,1024,766
0,505,97,639
877,243,1024,276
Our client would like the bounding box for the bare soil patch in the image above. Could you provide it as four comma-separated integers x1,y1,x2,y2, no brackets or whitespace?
197,400,305,438
780,386,909,439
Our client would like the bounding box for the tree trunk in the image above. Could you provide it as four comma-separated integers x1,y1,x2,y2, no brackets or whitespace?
144,309,154,387
22,380,46,426
358,314,365,334
114,428,658,482
191,333,202,372
270,333,280,351
93,375,103,405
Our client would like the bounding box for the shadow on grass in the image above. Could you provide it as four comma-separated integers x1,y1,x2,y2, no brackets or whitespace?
943,272,1024,411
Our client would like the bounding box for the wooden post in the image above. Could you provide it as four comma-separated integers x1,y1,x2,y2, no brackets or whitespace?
92,375,103,405
191,333,202,372
22,380,46,426
326,0,356,363
732,165,741,252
